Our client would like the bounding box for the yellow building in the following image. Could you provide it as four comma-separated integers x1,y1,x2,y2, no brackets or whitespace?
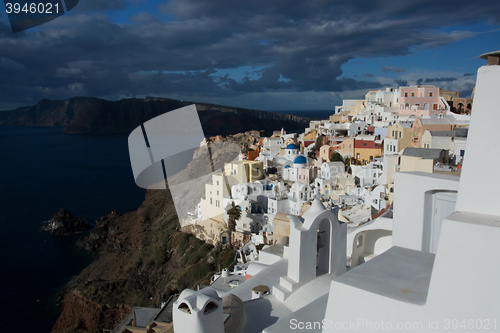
329,111,351,123
243,160,264,182
303,131,316,141
354,136,383,163
384,121,413,154
224,161,247,184
340,138,354,158
399,148,448,173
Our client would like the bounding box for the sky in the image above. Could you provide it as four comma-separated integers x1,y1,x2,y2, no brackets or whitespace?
0,0,499,111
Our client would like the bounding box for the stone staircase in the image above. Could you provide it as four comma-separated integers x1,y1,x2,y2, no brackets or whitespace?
273,276,299,301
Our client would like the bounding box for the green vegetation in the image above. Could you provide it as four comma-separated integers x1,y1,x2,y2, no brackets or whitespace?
226,201,242,248
165,229,238,291
330,151,344,162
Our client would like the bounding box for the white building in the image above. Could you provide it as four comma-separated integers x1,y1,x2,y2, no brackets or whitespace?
288,182,313,216
170,51,500,333
257,137,283,162
350,161,383,187
318,122,350,137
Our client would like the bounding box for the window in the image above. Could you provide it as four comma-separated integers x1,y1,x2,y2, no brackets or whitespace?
210,198,213,205
411,92,415,97
356,153,360,159
429,92,433,97
217,190,219,196
178,303,191,314
204,302,218,315
404,92,408,97
217,181,219,185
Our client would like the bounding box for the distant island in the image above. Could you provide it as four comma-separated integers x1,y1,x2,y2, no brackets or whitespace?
0,96,311,136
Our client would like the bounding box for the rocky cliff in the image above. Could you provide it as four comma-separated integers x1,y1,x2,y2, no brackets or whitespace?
0,96,311,136
42,208,93,235
52,184,236,333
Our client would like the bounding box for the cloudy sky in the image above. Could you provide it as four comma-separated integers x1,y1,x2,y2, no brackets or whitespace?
0,0,499,111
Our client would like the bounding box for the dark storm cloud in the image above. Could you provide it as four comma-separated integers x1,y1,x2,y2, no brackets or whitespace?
75,0,128,12
425,77,458,82
394,79,408,86
0,0,499,108
363,73,375,78
382,66,406,74
416,77,458,84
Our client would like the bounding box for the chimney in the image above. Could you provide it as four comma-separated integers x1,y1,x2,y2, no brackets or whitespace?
479,50,500,66
456,51,500,215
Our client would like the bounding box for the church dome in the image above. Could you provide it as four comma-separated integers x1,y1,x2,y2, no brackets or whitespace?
293,155,307,164
286,143,298,150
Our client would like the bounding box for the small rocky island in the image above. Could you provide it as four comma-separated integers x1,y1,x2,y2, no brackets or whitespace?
42,208,93,235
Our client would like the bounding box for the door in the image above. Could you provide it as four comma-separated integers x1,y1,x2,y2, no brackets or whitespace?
430,192,457,253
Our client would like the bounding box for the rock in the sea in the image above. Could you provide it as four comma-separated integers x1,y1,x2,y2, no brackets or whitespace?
42,208,93,235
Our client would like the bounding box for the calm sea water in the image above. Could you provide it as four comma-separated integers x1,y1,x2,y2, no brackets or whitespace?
0,127,145,332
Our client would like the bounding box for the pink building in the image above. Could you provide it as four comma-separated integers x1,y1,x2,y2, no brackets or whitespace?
399,86,448,116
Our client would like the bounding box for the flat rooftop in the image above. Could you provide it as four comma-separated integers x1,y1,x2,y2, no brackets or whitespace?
260,244,284,257
334,246,435,305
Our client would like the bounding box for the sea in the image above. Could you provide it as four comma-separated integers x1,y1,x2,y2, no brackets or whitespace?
0,127,145,332
0,110,332,332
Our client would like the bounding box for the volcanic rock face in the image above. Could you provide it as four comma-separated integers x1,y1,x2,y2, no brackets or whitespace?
52,186,236,332
42,208,93,235
0,96,311,136
50,132,256,332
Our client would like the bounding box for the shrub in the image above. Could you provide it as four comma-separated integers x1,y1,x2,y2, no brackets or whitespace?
177,233,190,254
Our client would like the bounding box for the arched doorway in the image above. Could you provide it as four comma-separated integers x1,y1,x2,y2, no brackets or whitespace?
316,219,331,276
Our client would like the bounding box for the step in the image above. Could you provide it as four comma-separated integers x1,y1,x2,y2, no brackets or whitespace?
273,284,291,302
279,276,298,292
